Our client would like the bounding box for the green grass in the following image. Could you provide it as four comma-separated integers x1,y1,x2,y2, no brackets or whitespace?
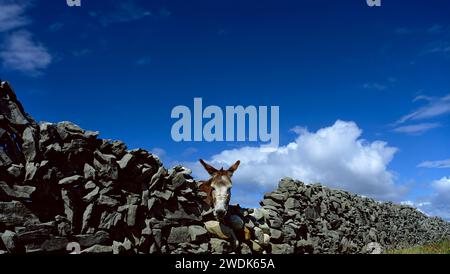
386,239,450,254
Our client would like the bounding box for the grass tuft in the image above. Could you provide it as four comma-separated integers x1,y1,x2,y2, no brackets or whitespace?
386,239,450,254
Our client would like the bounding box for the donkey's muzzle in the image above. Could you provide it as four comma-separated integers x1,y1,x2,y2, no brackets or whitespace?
214,208,227,219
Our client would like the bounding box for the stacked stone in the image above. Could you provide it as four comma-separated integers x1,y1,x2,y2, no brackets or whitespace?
1,81,449,254
257,178,450,254
0,81,207,254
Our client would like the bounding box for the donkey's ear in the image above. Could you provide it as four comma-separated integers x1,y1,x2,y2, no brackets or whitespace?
227,160,240,176
199,159,218,175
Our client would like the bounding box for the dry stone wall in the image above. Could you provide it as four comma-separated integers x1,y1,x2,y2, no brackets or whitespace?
1,81,449,254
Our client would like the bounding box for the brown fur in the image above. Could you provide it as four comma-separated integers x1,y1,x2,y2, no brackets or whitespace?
198,159,240,208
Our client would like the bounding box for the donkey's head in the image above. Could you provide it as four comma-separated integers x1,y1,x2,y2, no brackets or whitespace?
198,159,240,219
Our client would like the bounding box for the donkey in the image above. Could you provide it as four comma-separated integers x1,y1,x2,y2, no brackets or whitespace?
198,159,240,219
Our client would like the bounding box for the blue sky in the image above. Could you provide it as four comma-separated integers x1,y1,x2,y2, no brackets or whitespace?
1,0,450,219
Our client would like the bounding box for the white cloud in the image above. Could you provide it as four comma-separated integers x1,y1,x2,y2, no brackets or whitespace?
400,200,414,207
188,120,405,200
396,94,450,124
418,159,450,169
393,123,441,135
394,24,447,35
412,177,450,220
413,95,434,102
0,1,52,76
0,0,30,32
392,94,450,135
423,41,450,57
362,78,396,92
96,1,152,26
150,147,166,158
182,147,198,158
363,83,387,91
289,126,308,135
433,177,450,197
0,30,52,75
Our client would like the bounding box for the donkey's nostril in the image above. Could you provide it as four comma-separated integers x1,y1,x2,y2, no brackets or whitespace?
215,209,226,218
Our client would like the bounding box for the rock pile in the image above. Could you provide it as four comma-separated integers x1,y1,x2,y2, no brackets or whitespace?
1,81,449,254
258,178,450,253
